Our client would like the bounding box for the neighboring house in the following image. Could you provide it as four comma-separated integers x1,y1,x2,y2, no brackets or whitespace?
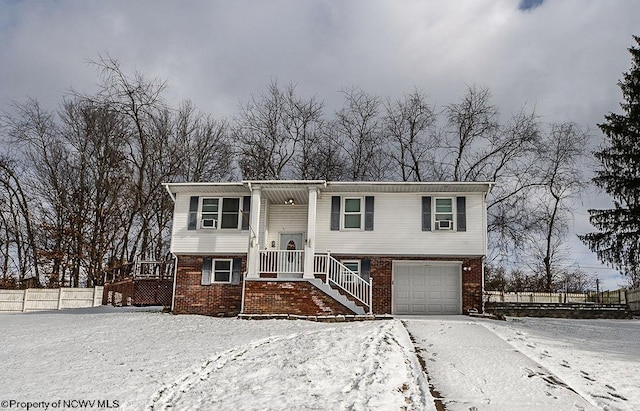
164,180,494,317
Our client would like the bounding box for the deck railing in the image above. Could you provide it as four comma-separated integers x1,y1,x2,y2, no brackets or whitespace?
133,259,175,279
259,250,304,275
314,253,372,314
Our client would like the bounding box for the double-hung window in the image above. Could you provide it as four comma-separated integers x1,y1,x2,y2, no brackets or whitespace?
343,198,362,229
220,198,240,229
201,199,219,228
200,198,240,229
422,196,466,232
202,258,233,284
435,198,453,229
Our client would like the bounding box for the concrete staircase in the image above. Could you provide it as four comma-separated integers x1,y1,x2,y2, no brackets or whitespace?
309,279,366,315
485,302,632,319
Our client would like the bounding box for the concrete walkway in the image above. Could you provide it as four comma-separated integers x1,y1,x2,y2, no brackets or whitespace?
402,317,598,411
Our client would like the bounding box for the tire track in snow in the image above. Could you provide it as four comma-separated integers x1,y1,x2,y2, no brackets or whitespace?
342,320,432,410
400,320,446,411
146,332,302,410
147,321,434,411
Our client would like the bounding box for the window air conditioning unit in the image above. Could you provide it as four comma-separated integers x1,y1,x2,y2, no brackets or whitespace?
201,219,218,229
437,220,453,230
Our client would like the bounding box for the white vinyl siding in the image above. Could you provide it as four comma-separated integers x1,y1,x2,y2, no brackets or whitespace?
170,187,487,257
171,193,250,254
314,192,486,256
265,204,308,248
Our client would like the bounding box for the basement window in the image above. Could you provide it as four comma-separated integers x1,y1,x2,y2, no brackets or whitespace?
202,258,233,284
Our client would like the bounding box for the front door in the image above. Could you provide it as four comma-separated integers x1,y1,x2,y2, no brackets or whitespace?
279,233,304,278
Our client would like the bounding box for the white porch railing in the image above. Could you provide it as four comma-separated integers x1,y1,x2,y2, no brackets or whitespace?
259,250,304,275
314,253,372,314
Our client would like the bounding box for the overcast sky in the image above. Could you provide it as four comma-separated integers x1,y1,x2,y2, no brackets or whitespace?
1,0,639,289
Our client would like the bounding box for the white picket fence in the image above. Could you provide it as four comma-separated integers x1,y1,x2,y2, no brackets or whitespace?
0,287,103,312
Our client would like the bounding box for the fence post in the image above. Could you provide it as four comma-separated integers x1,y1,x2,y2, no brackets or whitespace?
22,288,29,312
57,288,64,310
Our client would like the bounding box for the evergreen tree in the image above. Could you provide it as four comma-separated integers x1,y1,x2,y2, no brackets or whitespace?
580,36,640,288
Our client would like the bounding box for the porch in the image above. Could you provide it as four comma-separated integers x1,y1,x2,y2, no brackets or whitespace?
249,250,373,315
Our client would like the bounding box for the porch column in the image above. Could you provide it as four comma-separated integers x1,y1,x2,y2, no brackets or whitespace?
247,187,261,278
303,187,318,279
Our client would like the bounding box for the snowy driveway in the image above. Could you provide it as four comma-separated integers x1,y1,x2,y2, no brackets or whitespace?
403,316,640,411
1,307,639,410
404,318,596,410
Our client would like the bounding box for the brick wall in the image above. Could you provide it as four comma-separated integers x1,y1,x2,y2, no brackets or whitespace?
332,255,484,314
243,280,356,316
173,255,246,316
173,254,484,316
461,257,483,313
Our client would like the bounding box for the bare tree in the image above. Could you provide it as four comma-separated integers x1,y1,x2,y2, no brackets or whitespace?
333,87,389,181
383,90,438,181
0,155,40,286
443,86,500,181
58,98,131,286
82,55,170,263
530,122,590,291
440,86,542,265
234,80,298,179
284,88,326,180
170,101,235,182
306,127,348,181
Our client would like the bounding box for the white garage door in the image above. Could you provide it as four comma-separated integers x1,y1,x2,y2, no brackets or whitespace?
393,263,461,315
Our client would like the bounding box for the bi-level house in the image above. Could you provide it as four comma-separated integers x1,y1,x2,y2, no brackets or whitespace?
164,180,493,317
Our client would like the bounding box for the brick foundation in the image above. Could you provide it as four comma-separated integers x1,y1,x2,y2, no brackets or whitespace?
173,255,246,316
173,254,484,316
243,280,356,316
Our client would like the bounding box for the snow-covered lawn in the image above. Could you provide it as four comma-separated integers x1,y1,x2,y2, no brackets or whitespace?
0,307,431,410
1,307,639,410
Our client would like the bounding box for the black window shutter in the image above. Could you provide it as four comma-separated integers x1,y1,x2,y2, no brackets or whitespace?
422,196,432,231
188,196,199,230
201,258,212,285
361,258,371,282
456,196,466,232
231,258,242,285
241,196,251,230
364,196,374,231
330,196,341,231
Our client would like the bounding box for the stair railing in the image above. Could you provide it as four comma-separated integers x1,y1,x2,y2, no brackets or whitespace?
315,253,372,314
